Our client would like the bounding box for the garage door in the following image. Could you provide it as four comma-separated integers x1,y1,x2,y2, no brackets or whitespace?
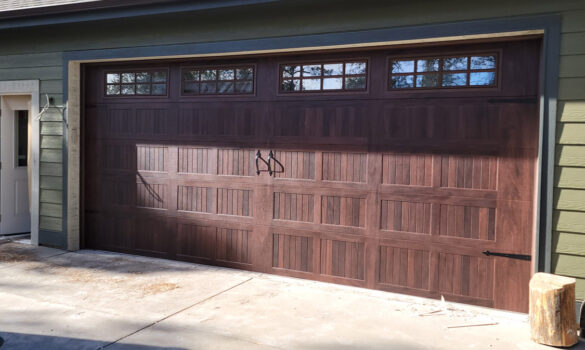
83,39,540,312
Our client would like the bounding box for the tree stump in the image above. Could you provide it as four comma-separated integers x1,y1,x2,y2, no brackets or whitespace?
529,273,578,347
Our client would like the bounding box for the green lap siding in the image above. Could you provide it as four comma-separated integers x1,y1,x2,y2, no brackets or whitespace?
0,0,583,299
556,9,585,302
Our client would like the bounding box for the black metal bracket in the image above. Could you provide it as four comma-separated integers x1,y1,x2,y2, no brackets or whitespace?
267,150,284,176
482,250,531,261
255,150,285,176
255,150,271,176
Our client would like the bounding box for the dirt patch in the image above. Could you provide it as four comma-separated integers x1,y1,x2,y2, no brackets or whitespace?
142,282,179,296
0,252,31,262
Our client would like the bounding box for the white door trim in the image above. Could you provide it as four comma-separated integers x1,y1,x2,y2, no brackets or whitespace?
0,80,40,244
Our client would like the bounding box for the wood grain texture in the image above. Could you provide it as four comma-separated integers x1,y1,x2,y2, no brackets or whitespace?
84,39,541,312
439,204,496,240
178,147,212,174
272,233,313,272
378,246,430,290
321,195,365,227
382,153,432,186
322,152,367,182
320,239,364,280
273,192,314,222
177,186,213,213
217,188,253,216
440,155,497,190
380,200,431,234
438,253,494,300
273,150,315,180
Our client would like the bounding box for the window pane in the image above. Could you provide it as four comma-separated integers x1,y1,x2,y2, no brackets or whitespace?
184,70,199,81
323,64,343,76
183,82,199,94
16,110,28,167
345,76,366,89
303,65,321,77
122,73,135,83
106,73,120,84
281,79,300,91
236,81,253,93
302,78,321,90
237,68,253,80
121,84,135,95
391,75,414,88
152,71,167,82
416,74,439,88
136,84,150,95
152,84,167,95
470,56,496,70
323,78,343,90
391,60,414,73
218,81,234,93
346,62,366,75
106,84,120,95
443,57,468,71
219,69,235,80
417,59,439,72
136,72,150,83
201,70,217,81
442,73,467,86
470,72,495,86
282,65,301,78
200,82,217,93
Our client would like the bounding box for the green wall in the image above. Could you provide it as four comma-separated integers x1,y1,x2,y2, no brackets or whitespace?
0,0,583,299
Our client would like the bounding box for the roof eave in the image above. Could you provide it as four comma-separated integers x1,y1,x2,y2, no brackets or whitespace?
0,0,279,30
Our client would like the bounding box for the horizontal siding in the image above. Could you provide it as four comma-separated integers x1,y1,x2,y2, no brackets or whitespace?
559,55,585,78
554,189,585,211
552,254,585,278
556,145,585,166
561,32,585,55
554,11,585,302
553,231,585,255
555,210,585,234
558,78,585,100
0,52,62,69
556,167,585,189
0,66,61,80
557,101,585,121
39,108,63,233
557,123,585,145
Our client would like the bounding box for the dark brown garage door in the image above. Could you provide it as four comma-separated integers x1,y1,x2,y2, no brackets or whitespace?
83,39,540,312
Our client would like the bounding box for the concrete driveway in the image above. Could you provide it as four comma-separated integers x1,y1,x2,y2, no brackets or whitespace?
0,239,583,350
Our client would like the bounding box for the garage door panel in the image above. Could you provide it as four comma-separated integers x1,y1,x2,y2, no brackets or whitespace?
85,39,540,312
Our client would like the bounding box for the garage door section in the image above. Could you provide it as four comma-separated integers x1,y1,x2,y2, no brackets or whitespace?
84,39,540,312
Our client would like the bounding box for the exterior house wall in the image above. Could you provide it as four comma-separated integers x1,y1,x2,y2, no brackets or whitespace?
0,0,583,300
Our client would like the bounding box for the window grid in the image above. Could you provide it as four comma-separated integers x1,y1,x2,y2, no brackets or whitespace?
389,53,498,90
279,60,368,93
105,70,168,96
181,65,255,95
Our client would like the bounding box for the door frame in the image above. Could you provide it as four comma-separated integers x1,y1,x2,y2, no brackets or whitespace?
63,14,560,276
0,80,40,244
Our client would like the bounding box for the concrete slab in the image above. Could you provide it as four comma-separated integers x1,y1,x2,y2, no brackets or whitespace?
0,242,583,350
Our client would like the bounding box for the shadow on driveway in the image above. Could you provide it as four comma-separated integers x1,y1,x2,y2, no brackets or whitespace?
0,332,186,350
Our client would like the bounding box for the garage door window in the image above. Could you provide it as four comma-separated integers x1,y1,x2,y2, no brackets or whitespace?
389,54,497,90
280,60,367,92
181,66,255,95
105,70,168,96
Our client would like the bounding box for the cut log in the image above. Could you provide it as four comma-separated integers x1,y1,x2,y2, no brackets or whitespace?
529,273,578,347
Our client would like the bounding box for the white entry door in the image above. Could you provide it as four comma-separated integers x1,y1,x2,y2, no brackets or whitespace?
0,95,31,235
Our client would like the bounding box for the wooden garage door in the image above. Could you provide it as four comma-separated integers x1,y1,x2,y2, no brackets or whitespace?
83,39,540,312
